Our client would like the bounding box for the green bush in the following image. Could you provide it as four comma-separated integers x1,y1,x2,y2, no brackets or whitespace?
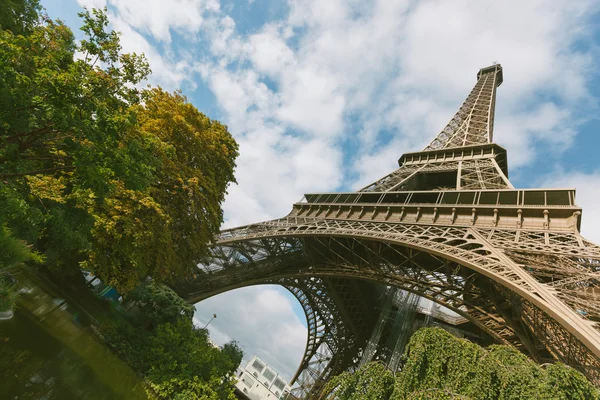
0,273,18,311
321,328,599,400
322,362,396,400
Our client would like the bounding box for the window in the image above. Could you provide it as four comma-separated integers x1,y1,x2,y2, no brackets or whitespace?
498,191,517,205
457,192,475,204
409,192,438,204
273,379,286,391
546,190,570,206
252,359,265,372
263,369,276,381
479,191,498,205
242,375,255,389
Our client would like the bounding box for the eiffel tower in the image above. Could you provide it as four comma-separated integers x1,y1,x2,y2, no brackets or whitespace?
177,64,600,397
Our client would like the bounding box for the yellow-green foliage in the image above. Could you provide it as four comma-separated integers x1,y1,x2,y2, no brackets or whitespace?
0,1,238,290
321,328,599,400
322,362,396,400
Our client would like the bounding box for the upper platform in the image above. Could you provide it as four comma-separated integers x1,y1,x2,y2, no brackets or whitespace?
398,143,509,177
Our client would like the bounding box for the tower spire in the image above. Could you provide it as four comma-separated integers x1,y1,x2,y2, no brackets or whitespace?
425,64,503,150
360,64,509,192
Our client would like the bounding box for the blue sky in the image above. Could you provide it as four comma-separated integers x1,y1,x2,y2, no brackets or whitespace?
42,0,600,381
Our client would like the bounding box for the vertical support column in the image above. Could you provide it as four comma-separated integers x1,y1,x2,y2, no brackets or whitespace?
359,288,396,367
387,291,421,371
456,161,463,190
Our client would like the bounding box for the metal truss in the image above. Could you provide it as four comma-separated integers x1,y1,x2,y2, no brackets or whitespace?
460,159,512,189
360,146,512,192
173,64,600,397
425,64,502,150
181,218,600,387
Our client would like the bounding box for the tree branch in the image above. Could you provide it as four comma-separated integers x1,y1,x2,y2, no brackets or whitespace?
0,166,74,179
2,125,56,143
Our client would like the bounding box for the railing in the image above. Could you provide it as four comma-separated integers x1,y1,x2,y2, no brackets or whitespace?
301,188,576,208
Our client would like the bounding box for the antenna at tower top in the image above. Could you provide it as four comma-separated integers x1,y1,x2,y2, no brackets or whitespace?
477,63,503,86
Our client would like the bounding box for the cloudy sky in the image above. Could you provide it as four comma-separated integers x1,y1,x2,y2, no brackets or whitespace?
43,0,600,382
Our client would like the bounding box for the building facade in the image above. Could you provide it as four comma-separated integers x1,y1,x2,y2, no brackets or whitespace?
235,356,291,400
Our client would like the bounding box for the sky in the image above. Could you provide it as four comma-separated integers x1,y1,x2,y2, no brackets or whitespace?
42,0,600,382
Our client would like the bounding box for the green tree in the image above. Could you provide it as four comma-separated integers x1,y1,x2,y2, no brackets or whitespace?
1,5,149,182
103,318,243,400
149,376,237,400
85,88,238,291
127,281,195,329
0,0,41,35
0,3,150,276
0,2,238,290
221,340,244,372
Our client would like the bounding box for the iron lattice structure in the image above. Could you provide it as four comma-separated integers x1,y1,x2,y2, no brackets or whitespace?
175,65,600,397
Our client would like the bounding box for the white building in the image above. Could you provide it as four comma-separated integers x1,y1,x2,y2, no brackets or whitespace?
235,356,291,400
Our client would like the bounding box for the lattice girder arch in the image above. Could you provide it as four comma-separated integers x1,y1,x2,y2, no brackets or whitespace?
178,238,513,395
180,260,375,394
178,217,600,384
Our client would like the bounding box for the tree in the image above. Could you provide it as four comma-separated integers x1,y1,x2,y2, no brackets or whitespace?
320,327,599,400
0,2,238,290
127,281,195,329
221,340,244,371
149,376,237,400
1,6,149,182
2,2,241,398
0,3,150,277
103,318,243,400
0,0,41,35
85,88,238,291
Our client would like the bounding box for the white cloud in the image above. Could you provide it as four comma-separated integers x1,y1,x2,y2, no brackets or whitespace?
76,0,215,90
205,0,598,195
276,65,346,137
80,0,219,43
76,0,107,9
194,286,307,381
248,25,295,77
112,0,217,43
109,14,191,89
